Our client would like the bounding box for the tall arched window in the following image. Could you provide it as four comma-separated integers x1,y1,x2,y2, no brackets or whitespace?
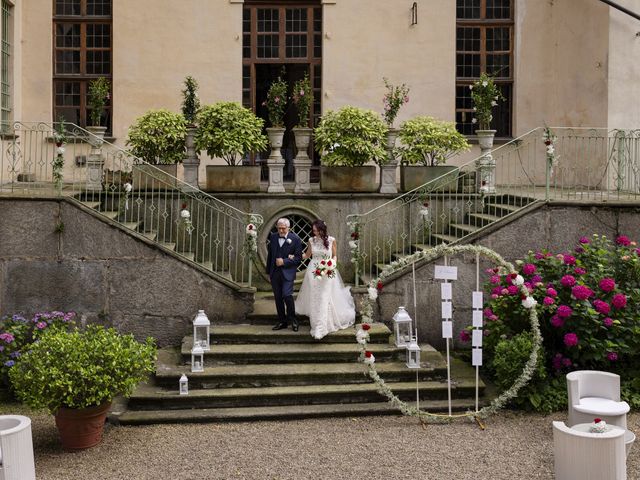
456,0,513,137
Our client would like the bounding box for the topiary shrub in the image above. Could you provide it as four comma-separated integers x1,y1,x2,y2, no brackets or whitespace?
397,116,470,166
126,109,188,164
314,106,387,166
195,102,268,166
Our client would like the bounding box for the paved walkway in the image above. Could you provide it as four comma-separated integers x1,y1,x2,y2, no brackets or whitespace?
11,407,640,480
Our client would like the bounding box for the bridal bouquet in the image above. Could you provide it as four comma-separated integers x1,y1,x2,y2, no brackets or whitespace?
313,256,336,280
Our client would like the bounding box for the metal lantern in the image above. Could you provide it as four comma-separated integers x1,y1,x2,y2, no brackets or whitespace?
393,306,413,347
406,336,421,369
191,344,204,373
192,309,210,351
179,374,189,395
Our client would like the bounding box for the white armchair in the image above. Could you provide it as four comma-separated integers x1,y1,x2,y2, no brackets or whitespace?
553,421,627,480
0,415,36,480
566,370,630,428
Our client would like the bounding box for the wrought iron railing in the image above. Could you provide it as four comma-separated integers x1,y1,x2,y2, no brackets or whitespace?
0,121,263,288
348,127,640,285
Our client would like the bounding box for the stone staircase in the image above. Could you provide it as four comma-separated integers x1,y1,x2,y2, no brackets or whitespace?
111,301,487,425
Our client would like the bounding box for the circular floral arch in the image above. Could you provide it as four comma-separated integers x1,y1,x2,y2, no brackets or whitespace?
357,243,542,422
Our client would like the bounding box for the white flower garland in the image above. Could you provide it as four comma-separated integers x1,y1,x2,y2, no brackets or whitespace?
245,223,258,260
357,243,542,422
543,126,559,175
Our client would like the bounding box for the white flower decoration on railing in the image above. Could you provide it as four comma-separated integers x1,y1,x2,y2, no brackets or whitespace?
543,126,559,176
245,223,258,259
180,204,193,232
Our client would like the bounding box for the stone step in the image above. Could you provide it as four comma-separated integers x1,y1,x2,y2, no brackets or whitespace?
447,223,479,238
122,221,140,231
466,212,501,227
102,210,119,220
198,323,391,345
81,201,101,210
177,251,195,262
429,233,459,245
126,376,482,410
181,338,406,364
484,202,520,216
113,398,485,425
142,230,157,241
159,242,176,251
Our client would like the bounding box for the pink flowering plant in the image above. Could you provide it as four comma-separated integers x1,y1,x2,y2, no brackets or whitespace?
292,73,312,128
465,233,640,411
0,311,76,390
382,77,410,127
264,74,288,128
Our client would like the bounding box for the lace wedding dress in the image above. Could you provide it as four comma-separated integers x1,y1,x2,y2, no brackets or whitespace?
295,236,356,339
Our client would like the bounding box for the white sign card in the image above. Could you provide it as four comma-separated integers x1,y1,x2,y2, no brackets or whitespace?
472,310,483,327
472,329,483,347
440,282,452,300
442,321,453,339
441,301,452,319
472,348,483,366
434,265,458,281
472,291,483,309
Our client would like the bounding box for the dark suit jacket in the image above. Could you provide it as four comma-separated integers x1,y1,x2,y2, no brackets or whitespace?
266,231,303,282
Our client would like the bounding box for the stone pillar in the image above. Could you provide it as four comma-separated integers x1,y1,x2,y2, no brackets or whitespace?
85,126,107,192
475,129,496,194
266,127,286,193
379,128,399,194
183,126,199,191
292,127,313,193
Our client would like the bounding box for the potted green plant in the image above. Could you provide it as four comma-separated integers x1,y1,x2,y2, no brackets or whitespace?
181,76,201,189
86,77,110,142
9,325,155,450
396,116,470,192
263,74,289,193
291,73,313,193
126,109,188,189
314,106,387,192
195,101,268,192
380,77,410,193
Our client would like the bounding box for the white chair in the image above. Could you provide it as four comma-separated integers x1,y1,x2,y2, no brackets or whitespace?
567,370,630,429
0,415,36,480
553,421,627,480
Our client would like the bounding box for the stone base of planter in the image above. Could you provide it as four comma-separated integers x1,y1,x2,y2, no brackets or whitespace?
206,165,261,192
400,165,459,193
320,166,378,193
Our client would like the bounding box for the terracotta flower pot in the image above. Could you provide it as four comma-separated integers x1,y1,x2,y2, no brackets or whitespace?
54,401,111,450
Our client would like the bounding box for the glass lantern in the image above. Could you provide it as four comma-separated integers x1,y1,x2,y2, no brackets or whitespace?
406,336,421,369
393,306,413,347
191,344,204,373
193,310,210,351
179,374,189,395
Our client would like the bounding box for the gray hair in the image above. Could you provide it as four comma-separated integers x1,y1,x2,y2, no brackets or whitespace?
276,217,290,228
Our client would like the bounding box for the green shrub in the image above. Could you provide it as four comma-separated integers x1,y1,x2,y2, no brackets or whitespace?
88,77,110,126
397,116,470,166
470,72,505,131
264,74,288,128
314,106,387,166
126,109,187,164
9,325,156,412
181,76,201,125
195,102,268,166
292,73,312,128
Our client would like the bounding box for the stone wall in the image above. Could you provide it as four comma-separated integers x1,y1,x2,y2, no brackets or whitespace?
0,198,253,346
366,203,640,349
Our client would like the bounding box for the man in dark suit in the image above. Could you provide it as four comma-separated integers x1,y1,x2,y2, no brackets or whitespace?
266,217,303,331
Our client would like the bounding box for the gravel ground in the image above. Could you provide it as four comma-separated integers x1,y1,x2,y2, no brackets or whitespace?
11,409,639,480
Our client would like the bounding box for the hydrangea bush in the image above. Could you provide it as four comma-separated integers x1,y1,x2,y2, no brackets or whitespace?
465,234,640,411
0,311,76,388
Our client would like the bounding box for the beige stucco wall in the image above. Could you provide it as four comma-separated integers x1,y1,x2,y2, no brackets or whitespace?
607,0,640,130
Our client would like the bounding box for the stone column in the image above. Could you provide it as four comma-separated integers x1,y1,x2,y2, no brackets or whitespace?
183,126,199,191
266,127,286,193
292,127,313,193
475,129,496,194
85,126,107,192
379,128,399,194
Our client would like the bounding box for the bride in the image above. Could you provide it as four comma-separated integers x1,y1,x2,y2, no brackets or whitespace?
295,219,356,339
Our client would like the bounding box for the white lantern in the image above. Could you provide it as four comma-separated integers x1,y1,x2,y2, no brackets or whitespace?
406,336,421,369
191,344,204,372
393,306,413,347
179,374,189,395
192,310,210,351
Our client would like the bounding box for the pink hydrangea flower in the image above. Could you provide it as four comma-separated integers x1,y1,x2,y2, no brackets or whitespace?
612,293,627,309
593,300,611,315
483,308,494,318
507,285,519,295
607,352,618,361
603,317,613,327
490,275,501,284
574,267,586,275
0,333,14,343
546,287,558,297
616,235,631,246
561,275,576,287
552,354,563,370
563,255,576,265
491,293,499,300
599,278,616,292
531,275,543,284
574,246,585,254
501,288,509,295
543,296,555,306
579,236,591,244
564,332,579,347
534,252,544,260
550,315,565,328
571,285,594,300
459,330,471,342
522,263,536,275
557,305,573,318
35,321,47,329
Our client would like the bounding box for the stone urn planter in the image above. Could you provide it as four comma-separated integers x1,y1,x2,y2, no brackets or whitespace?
85,125,107,191
379,127,399,193
182,126,199,190
55,401,112,450
206,165,261,192
475,129,496,194
266,127,286,193
320,165,378,193
400,165,459,193
292,127,313,193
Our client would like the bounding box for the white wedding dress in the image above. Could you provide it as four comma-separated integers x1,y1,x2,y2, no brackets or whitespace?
295,236,356,339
